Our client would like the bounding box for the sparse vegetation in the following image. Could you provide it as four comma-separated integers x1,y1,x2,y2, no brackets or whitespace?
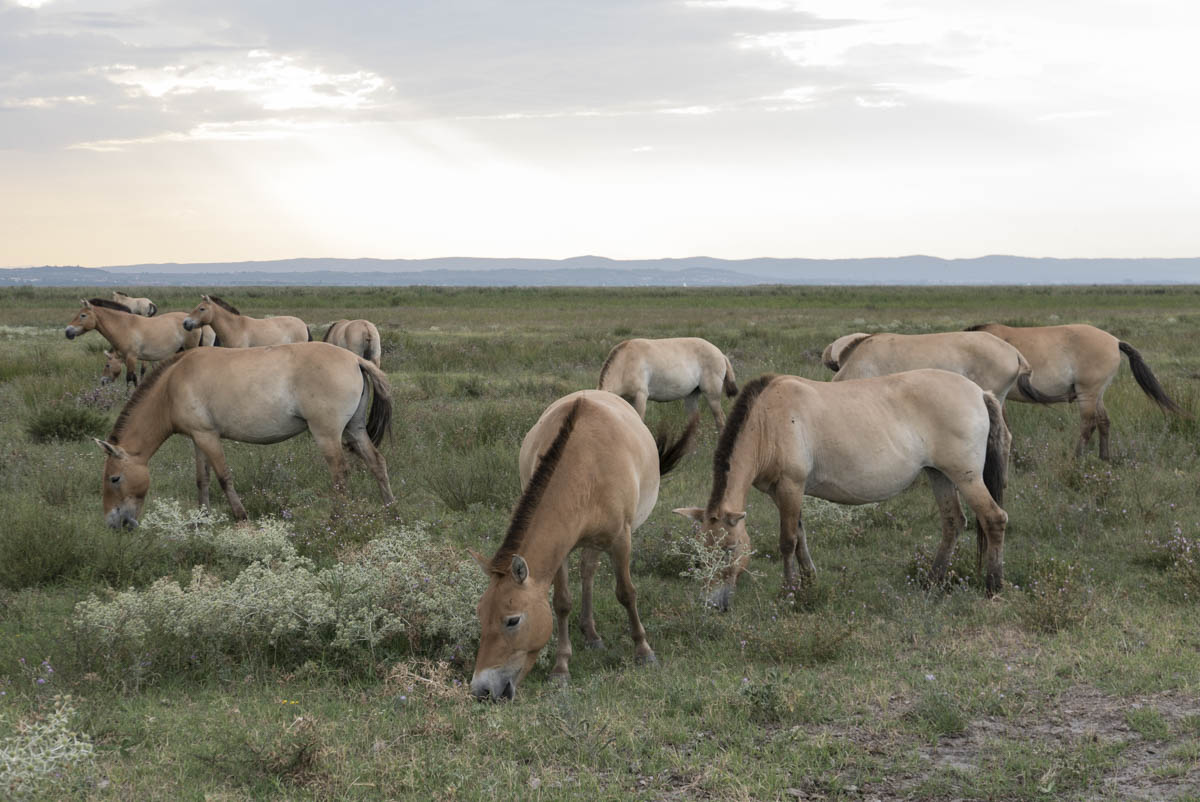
0,284,1198,799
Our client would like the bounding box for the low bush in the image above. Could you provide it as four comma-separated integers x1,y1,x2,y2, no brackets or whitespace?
1016,558,1095,634
25,406,108,443
71,522,488,685
0,695,95,800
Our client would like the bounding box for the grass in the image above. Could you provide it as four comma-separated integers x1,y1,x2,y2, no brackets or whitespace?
1,284,1200,799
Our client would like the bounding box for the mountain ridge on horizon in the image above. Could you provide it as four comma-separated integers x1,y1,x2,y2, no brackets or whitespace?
1,255,1197,286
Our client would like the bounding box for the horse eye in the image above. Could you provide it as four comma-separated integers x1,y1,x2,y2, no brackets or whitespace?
110,475,121,484
504,616,521,629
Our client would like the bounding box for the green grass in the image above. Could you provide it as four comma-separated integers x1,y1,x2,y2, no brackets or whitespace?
2,284,1200,799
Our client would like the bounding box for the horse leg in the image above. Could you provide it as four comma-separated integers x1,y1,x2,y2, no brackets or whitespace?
771,478,808,589
191,433,247,520
704,392,726,431
957,479,1008,596
925,468,966,585
1096,397,1112,461
683,390,700,418
1075,394,1099,458
345,430,396,505
632,391,648,420
193,444,211,510
609,527,655,664
578,548,603,648
124,354,137,387
551,561,573,682
312,428,350,493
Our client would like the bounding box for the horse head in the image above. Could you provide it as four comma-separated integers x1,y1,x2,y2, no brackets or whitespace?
65,300,96,340
183,295,213,331
470,552,553,702
672,506,750,611
94,439,149,529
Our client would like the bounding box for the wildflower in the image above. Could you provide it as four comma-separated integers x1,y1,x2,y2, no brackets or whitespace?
924,674,935,682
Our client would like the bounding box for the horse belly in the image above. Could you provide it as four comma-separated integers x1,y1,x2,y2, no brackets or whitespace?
646,366,701,401
218,414,308,445
805,464,920,505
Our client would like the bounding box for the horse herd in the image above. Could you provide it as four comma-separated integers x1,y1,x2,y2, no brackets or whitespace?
60,295,1186,702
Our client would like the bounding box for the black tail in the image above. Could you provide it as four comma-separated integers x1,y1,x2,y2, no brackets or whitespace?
147,302,157,317
361,362,393,446
1016,372,1072,404
1119,341,1185,415
722,355,738,397
978,392,1010,574
306,326,313,342
322,324,336,343
656,413,700,476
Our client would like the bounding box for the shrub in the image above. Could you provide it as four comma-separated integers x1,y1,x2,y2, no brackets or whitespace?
0,695,95,800
1016,558,1095,634
25,406,108,443
71,522,488,683
422,445,519,511
1152,526,1200,600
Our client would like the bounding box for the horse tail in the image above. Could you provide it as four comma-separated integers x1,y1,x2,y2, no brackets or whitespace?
977,391,1010,572
656,412,699,476
364,326,381,367
359,359,393,447
322,323,336,343
147,301,157,317
722,355,738,397
1013,352,1070,404
1119,341,1186,415
306,326,313,342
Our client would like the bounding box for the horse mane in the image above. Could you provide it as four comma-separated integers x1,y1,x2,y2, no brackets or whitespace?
964,323,993,332
108,352,188,444
836,333,872,366
207,295,241,315
88,298,133,314
490,398,583,575
112,291,130,299
707,374,777,514
322,323,337,343
597,341,629,389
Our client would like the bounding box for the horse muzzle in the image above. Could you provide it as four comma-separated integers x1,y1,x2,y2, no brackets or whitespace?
182,318,196,331
105,508,139,530
470,669,517,702
65,327,80,340
100,376,113,386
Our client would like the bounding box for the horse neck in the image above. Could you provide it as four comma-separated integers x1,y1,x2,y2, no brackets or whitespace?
93,308,135,352
716,414,768,513
206,304,242,339
114,380,174,460
514,493,590,583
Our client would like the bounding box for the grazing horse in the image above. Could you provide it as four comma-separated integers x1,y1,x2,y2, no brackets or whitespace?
674,370,1011,609
323,319,382,367
111,291,157,317
598,337,738,429
66,299,205,385
183,295,309,348
469,391,697,701
93,342,395,528
823,331,1059,403
967,323,1185,460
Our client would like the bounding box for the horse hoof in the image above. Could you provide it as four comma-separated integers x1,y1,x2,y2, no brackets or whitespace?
584,638,605,650
549,673,569,687
636,652,658,667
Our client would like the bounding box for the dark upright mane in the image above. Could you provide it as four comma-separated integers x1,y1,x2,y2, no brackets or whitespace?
207,295,240,315
489,398,583,574
965,323,993,332
108,352,188,444
597,341,629,389
835,333,872,367
88,298,133,314
707,374,776,514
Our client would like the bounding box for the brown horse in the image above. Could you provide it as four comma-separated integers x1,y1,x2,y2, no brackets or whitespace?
323,319,382,367
111,291,157,317
67,299,205,385
93,342,394,528
469,391,697,701
183,295,309,348
675,370,1010,609
101,327,217,386
967,323,1185,459
598,337,738,429
824,330,1059,404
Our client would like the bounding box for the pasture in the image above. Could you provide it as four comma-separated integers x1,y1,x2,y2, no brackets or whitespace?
1,284,1199,801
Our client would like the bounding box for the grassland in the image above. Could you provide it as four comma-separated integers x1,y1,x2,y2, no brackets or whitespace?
1,284,1199,801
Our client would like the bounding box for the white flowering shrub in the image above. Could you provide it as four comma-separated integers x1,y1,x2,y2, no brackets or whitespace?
71,522,488,680
0,696,95,800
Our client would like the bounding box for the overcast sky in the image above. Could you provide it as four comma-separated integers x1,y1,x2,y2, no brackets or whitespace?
3,0,1199,266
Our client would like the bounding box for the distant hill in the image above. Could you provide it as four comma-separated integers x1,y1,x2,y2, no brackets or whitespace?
1,256,1198,286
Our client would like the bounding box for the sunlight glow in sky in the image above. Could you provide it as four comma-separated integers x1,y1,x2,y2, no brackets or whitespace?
2,0,1198,265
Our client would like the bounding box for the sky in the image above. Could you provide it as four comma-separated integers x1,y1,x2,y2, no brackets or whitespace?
2,0,1199,266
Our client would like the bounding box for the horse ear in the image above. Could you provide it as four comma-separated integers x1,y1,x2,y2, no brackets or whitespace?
93,439,127,460
103,350,112,357
722,512,747,527
81,299,92,308
467,549,490,576
510,554,529,584
672,507,706,522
